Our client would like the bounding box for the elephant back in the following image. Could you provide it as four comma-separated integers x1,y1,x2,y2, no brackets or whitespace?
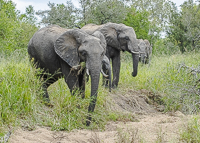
28,25,68,71
81,24,103,34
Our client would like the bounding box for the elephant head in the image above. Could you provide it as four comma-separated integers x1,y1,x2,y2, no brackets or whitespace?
54,29,105,126
99,23,139,77
138,39,147,64
144,39,152,64
92,31,112,92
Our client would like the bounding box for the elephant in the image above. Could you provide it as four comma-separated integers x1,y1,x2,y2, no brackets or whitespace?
138,39,147,64
28,25,111,126
138,39,152,64
144,39,152,64
81,22,139,88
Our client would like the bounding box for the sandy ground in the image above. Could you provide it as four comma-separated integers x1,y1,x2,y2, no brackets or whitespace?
8,89,191,143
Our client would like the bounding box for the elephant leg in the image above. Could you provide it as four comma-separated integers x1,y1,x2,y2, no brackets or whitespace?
111,50,120,88
63,70,79,95
60,60,79,95
78,69,86,98
40,74,59,105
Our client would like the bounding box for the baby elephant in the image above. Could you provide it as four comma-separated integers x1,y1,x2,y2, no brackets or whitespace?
28,25,111,126
138,39,152,64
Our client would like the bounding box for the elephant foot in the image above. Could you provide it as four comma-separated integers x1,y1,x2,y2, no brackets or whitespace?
44,102,54,108
86,115,92,126
132,72,137,77
102,83,109,87
42,93,54,107
111,83,118,89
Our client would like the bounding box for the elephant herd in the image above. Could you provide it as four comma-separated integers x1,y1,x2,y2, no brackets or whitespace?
28,22,152,126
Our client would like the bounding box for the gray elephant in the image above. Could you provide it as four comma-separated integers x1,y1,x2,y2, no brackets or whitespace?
144,39,152,64
28,25,111,126
138,39,152,64
81,22,139,88
138,39,147,64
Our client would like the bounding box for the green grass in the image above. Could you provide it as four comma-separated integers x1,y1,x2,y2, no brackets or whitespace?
0,49,124,134
120,52,200,114
1,49,200,141
179,116,200,142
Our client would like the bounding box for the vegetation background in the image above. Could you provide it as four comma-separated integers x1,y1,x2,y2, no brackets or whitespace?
1,0,200,142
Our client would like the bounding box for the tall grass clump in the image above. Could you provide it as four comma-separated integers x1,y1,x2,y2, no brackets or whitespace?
120,51,200,114
0,49,43,132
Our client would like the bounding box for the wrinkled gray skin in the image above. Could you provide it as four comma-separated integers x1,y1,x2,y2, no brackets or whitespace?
138,39,152,64
144,39,152,64
92,31,112,92
82,22,139,88
101,55,111,92
28,25,110,126
138,39,147,64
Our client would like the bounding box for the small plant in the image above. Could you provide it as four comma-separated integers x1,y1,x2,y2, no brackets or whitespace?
179,116,200,142
117,127,144,143
155,127,165,143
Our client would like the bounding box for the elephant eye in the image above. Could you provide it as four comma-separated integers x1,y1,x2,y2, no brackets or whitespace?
80,50,87,57
124,36,129,40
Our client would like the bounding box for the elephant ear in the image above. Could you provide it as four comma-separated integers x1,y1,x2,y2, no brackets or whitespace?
54,29,81,67
99,23,120,50
92,31,107,53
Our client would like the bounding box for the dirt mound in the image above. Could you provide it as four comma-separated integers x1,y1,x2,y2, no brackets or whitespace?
108,89,164,115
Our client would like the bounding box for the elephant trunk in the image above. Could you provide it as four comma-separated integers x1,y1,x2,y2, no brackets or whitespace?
86,68,100,126
132,53,139,77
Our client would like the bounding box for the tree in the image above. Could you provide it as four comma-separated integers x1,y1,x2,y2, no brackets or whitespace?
36,0,79,28
123,6,150,40
19,5,37,24
129,0,177,42
78,0,128,25
167,0,200,53
0,0,38,54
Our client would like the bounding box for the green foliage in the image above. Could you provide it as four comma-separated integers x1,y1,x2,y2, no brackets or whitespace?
80,0,128,25
123,6,150,40
180,116,200,142
153,38,181,56
0,0,38,54
130,0,177,43
167,0,200,53
0,49,43,125
120,51,200,114
36,1,79,28
19,5,37,24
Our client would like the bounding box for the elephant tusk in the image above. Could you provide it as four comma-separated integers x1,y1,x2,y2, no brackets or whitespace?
72,65,81,70
131,51,140,54
101,69,109,77
86,69,90,76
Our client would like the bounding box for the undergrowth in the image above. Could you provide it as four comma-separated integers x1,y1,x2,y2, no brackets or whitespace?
120,51,200,114
1,49,200,142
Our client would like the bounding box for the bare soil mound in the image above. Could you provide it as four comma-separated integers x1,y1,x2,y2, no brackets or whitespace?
108,89,164,114
8,89,190,143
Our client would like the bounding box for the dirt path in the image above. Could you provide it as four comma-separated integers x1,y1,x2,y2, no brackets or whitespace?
8,90,191,143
